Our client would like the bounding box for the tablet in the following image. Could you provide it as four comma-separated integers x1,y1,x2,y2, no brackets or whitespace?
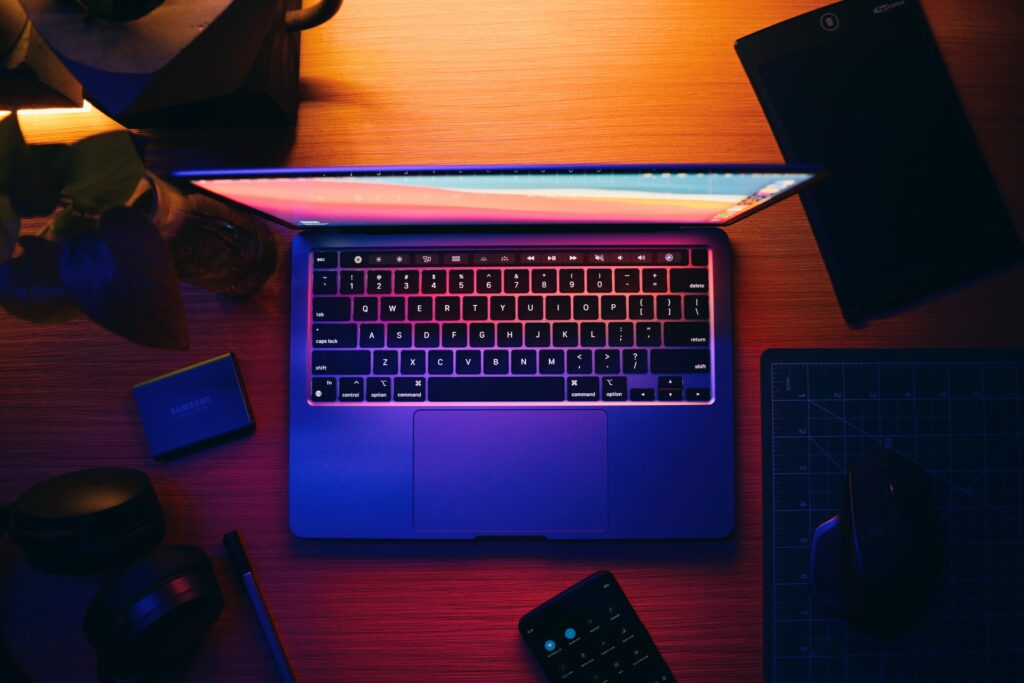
736,0,1021,321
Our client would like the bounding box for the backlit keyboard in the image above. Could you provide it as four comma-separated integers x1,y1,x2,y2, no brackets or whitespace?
308,249,713,404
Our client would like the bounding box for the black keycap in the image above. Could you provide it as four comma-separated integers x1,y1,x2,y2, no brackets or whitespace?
602,376,627,401
395,270,419,294
497,323,523,347
608,323,633,347
670,268,709,293
353,298,378,321
429,377,564,402
684,295,709,320
408,297,432,320
614,268,639,292
659,388,682,401
691,248,708,266
339,271,364,294
664,322,710,346
441,323,468,348
568,349,592,374
483,350,509,374
380,297,405,321
373,350,398,375
629,295,654,320
313,297,350,322
414,323,440,348
400,350,425,374
394,377,426,401
650,349,711,373
360,324,386,348
511,350,537,374
525,323,551,347
490,297,516,320
686,387,712,401
658,376,683,389
470,323,495,347
367,377,391,402
428,350,454,374
636,322,660,346
456,350,481,374
630,388,655,401
314,272,337,294
596,350,619,374
312,324,357,348
311,377,336,402
435,297,460,321
422,270,446,293
580,323,605,347
567,377,599,401
642,268,667,292
553,323,579,347
532,269,557,293
313,251,338,269
368,270,391,294
504,269,529,293
559,269,585,293
518,296,544,320
656,295,681,320
337,377,364,402
539,350,564,374
573,296,599,320
587,269,612,292
462,297,488,320
477,270,501,293
623,349,648,374
601,296,627,320
546,296,571,320
312,350,371,375
387,323,412,348
448,270,473,293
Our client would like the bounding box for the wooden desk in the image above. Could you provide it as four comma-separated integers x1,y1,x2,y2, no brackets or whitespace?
2,1,1022,680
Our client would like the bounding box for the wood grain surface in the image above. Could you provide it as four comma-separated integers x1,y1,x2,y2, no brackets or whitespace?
2,1,1023,681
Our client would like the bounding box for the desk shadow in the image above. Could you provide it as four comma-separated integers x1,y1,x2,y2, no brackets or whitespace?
288,536,739,567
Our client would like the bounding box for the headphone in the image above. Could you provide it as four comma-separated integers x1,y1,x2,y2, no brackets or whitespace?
0,468,224,683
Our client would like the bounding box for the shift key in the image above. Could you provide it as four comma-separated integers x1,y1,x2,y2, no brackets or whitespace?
312,350,371,375
651,350,710,373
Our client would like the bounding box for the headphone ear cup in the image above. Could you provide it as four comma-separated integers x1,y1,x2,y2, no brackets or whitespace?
83,545,224,682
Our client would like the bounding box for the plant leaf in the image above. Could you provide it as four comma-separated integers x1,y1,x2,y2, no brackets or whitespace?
60,206,188,349
0,195,18,263
0,113,61,217
63,132,145,214
0,235,76,321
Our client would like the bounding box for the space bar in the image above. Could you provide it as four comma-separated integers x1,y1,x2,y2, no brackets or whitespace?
429,378,565,402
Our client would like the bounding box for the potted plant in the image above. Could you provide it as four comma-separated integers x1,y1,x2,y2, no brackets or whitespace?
0,112,277,349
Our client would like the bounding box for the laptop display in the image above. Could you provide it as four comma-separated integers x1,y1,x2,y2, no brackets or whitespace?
186,166,816,227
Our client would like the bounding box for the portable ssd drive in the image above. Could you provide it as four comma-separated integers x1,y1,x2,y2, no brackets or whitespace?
133,353,255,458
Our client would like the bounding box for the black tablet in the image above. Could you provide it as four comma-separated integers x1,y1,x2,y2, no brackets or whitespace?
736,0,1021,321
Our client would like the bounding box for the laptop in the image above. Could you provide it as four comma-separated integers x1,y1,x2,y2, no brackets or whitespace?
176,164,820,539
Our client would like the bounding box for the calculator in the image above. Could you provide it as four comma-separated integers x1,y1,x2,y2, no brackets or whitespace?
519,571,676,682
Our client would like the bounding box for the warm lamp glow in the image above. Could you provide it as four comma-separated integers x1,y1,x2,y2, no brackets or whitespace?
0,100,94,116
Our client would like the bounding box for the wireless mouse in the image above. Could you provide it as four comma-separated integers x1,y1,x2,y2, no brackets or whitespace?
810,451,941,636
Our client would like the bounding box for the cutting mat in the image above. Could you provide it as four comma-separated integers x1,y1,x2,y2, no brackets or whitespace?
761,349,1024,682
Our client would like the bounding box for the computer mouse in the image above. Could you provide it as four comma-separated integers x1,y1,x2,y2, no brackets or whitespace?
810,451,941,636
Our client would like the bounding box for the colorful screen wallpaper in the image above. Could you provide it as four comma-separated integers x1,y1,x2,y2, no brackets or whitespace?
192,169,815,227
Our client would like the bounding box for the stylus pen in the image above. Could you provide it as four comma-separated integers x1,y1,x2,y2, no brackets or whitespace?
223,530,298,683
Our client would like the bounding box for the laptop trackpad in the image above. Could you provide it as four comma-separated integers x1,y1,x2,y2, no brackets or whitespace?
413,410,608,535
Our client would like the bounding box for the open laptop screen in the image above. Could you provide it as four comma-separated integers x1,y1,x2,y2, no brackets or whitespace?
182,166,817,228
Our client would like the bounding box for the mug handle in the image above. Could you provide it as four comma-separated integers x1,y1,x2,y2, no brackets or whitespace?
286,0,344,32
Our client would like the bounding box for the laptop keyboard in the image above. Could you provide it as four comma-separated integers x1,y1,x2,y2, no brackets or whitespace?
308,249,713,404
